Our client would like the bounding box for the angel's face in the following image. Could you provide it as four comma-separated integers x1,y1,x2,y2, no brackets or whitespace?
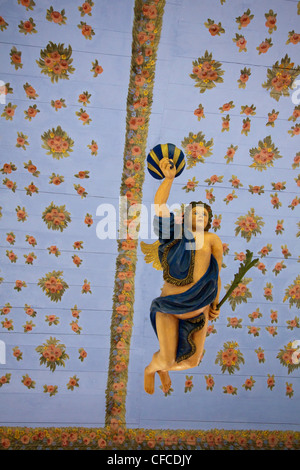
187,205,209,232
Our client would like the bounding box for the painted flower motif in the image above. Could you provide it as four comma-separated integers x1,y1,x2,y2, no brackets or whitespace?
67,375,79,390
0,82,13,99
78,348,87,361
17,0,35,10
283,276,300,309
3,178,17,192
235,208,264,242
49,173,64,185
16,132,29,150
257,38,273,54
15,206,28,222
82,279,91,294
91,59,103,77
205,375,215,391
236,9,254,29
194,103,205,120
181,131,213,168
292,152,300,169
277,341,300,374
248,326,260,337
272,261,286,276
241,117,251,135
263,282,273,301
46,7,67,25
42,203,71,232
223,385,238,395
262,54,300,101
74,184,88,198
87,140,98,156
221,114,230,132
25,234,37,246
24,104,40,121
267,374,275,390
270,192,281,209
288,196,300,210
275,219,284,235
41,125,74,159
78,91,91,104
36,337,69,372
232,34,247,52
225,277,253,311
1,102,17,120
255,347,265,363
24,160,39,177
204,19,225,36
78,1,94,16
258,244,272,257
76,108,92,125
24,304,37,317
215,341,245,374
22,374,35,389
0,15,8,30
38,271,68,302
24,252,36,264
190,51,224,93
13,347,23,361
267,109,279,127
227,317,242,328
48,245,61,257
205,188,215,204
248,184,264,195
51,98,66,111
184,375,194,393
78,21,95,39
72,255,82,267
265,9,277,34
212,214,222,232
1,318,13,330
43,385,58,396
248,308,262,322
229,175,243,188
224,144,238,163
288,123,300,137
36,42,75,82
249,135,282,171
237,67,251,88
182,176,199,193
5,232,16,245
205,174,223,185
286,383,294,399
84,213,93,227
10,46,23,70
18,17,37,35
243,376,255,391
286,317,300,330
223,190,237,205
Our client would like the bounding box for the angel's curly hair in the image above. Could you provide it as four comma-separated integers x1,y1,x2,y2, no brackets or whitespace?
183,200,213,231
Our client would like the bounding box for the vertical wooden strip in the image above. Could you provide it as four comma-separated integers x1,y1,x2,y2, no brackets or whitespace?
105,0,166,428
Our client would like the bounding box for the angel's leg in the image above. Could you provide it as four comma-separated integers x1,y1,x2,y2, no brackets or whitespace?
144,312,179,394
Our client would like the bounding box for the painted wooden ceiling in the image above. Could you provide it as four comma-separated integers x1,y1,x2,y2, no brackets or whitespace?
0,0,299,450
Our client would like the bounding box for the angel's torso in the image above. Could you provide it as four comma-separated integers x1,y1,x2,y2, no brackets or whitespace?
160,233,213,297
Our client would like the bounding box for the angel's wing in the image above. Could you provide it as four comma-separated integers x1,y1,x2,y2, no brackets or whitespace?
140,240,162,271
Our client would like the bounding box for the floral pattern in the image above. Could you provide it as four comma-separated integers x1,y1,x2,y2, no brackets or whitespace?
0,0,299,452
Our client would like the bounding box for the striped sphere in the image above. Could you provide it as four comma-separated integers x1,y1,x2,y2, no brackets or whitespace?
146,143,185,180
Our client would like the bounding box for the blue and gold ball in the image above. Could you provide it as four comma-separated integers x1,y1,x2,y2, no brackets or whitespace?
146,143,185,180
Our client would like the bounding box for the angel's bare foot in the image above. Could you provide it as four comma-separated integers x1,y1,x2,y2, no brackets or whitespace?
144,366,155,394
157,370,171,393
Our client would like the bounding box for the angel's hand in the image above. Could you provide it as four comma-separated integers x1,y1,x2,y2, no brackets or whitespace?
159,157,176,180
